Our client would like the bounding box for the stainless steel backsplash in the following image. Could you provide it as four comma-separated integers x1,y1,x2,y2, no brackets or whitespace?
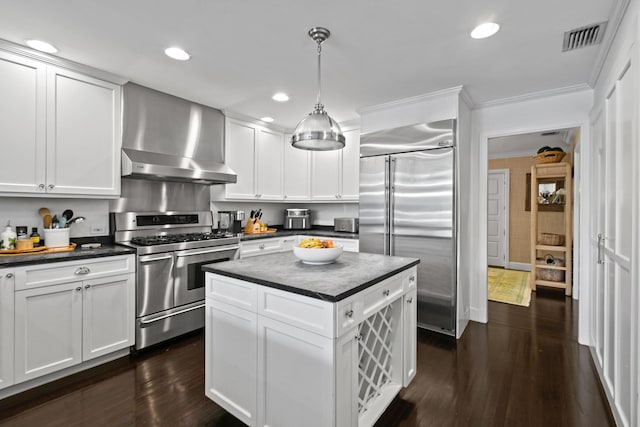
109,179,210,212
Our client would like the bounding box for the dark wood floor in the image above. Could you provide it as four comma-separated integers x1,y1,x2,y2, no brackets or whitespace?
0,289,614,427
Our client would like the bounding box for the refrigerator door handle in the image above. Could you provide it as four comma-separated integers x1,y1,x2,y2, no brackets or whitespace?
389,157,397,256
384,157,390,255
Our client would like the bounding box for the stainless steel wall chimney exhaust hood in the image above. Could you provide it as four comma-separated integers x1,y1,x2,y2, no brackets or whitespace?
121,83,237,185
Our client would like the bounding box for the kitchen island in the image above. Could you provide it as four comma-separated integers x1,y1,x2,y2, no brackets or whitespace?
203,251,419,427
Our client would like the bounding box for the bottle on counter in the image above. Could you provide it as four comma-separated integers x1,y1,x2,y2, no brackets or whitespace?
0,222,17,250
30,227,41,247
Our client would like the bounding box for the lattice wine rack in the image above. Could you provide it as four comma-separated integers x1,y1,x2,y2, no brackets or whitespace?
357,300,399,416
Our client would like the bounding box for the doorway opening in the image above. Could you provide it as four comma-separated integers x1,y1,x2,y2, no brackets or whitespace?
486,127,579,308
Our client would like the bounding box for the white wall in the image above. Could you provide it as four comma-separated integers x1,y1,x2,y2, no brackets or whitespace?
0,197,110,238
470,88,593,324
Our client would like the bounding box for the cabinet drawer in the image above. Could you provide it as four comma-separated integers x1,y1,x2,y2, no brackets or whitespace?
362,275,404,318
258,286,334,338
403,267,417,292
15,255,135,290
335,239,359,253
240,238,282,258
206,273,257,312
280,236,297,251
336,298,363,337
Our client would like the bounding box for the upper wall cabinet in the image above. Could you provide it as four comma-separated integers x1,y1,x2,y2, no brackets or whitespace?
217,118,359,203
225,118,284,200
0,48,122,197
310,128,360,201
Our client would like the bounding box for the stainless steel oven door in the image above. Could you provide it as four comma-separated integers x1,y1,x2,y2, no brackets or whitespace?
137,252,175,317
174,245,239,306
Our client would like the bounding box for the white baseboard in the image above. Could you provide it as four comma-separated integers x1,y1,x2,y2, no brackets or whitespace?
507,262,531,272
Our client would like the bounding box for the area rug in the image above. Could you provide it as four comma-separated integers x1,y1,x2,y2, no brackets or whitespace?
488,267,532,307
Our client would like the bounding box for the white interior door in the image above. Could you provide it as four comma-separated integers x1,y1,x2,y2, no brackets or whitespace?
594,60,636,427
487,169,508,268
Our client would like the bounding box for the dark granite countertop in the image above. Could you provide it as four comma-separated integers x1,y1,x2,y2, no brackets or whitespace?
239,225,358,242
0,238,135,268
203,251,418,302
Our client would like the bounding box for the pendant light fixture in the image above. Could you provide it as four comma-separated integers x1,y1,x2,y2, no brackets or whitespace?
291,27,345,151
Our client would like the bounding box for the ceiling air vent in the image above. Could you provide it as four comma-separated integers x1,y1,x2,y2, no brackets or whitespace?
563,22,607,52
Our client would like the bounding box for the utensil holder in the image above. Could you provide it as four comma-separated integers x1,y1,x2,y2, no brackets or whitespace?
43,228,70,247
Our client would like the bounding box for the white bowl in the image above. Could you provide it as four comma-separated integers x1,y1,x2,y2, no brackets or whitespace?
292,245,343,265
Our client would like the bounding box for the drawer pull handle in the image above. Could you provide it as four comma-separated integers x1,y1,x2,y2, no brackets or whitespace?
259,244,265,250
75,287,82,291
85,284,91,289
345,309,353,318
355,334,363,342
407,297,413,304
409,275,415,283
382,289,390,297
5,273,13,279
74,267,90,275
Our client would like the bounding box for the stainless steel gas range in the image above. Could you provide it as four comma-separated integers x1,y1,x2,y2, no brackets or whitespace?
111,211,239,349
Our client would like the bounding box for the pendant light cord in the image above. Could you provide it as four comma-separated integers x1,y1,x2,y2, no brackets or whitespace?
316,41,323,111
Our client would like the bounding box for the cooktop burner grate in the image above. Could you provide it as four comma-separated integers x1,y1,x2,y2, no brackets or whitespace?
130,232,232,246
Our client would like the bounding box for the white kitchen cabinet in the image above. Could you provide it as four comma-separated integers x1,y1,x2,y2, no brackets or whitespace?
283,133,311,200
0,269,15,390
310,128,360,201
279,236,297,252
225,118,284,200
14,281,84,382
206,266,415,427
82,274,135,361
12,255,135,384
257,315,334,427
45,67,121,196
240,237,283,258
0,51,46,194
403,289,417,386
0,49,122,197
205,298,257,426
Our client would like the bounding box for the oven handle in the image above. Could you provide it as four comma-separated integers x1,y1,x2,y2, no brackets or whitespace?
139,303,205,326
139,254,173,263
175,245,239,257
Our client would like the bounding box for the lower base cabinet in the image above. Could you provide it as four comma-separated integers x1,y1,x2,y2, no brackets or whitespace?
5,255,135,391
205,266,416,427
0,270,15,390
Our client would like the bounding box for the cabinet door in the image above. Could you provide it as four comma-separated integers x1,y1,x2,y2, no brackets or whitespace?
257,316,334,427
82,273,135,361
311,150,341,200
256,128,283,200
403,289,417,386
226,119,257,199
14,282,83,382
0,51,46,194
336,327,358,427
206,299,257,426
0,270,15,390
46,67,121,196
341,129,360,200
283,133,311,200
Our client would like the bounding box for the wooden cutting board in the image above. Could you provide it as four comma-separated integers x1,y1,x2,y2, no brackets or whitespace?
0,243,77,256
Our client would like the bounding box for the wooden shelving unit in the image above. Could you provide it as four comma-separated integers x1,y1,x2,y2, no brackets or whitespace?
530,162,572,296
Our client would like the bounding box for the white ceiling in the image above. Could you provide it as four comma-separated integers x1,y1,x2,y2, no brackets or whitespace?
1,0,620,129
488,128,575,159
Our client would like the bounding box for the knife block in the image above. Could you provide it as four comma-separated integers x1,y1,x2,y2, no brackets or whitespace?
244,218,262,234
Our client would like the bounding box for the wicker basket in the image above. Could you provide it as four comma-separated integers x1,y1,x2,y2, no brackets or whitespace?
539,233,565,246
536,255,565,282
534,150,566,164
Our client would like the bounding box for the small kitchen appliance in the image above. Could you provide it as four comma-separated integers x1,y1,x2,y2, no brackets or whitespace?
218,210,244,234
283,208,312,230
333,218,359,233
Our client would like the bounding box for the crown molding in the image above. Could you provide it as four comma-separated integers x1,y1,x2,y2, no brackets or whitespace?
476,83,593,109
589,0,632,87
223,110,289,133
458,86,475,109
488,150,537,160
358,85,464,115
0,38,128,85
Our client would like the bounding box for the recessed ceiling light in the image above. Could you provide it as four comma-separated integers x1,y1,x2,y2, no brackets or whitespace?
272,93,289,102
164,47,191,61
471,22,500,39
261,117,275,123
25,39,58,53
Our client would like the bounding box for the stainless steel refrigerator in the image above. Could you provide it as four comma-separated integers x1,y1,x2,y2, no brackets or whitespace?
359,119,456,335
